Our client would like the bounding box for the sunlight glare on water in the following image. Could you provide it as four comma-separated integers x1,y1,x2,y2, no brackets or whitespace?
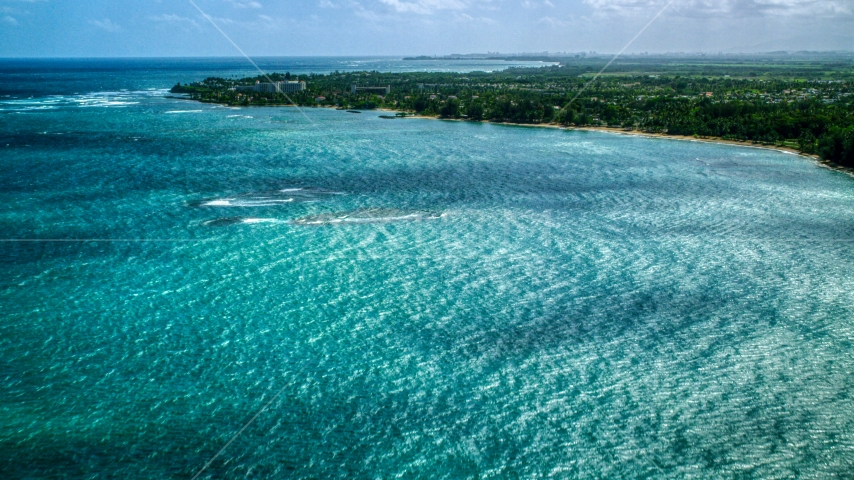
1,59,853,478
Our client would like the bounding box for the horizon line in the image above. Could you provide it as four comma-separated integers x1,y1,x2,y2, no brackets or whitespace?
1,50,853,61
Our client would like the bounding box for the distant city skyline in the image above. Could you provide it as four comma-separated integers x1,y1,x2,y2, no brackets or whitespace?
0,0,851,57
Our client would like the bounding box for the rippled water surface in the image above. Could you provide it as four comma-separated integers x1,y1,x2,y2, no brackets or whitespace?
2,60,854,479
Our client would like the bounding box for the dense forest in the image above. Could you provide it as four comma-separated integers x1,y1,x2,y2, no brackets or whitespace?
173,56,854,167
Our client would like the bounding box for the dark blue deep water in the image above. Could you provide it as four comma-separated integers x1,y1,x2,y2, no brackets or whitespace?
1,58,854,478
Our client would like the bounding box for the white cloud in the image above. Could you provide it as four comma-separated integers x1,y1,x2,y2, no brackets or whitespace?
354,8,383,20
248,13,302,30
1,15,16,25
522,0,554,8
538,15,569,27
90,18,121,32
253,15,281,28
751,0,852,16
149,13,201,28
449,11,496,23
583,0,853,17
378,0,471,14
225,0,263,8
0,3,28,15
319,0,368,9
320,0,487,19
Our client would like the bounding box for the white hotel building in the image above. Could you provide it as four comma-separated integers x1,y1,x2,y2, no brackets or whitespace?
237,80,306,94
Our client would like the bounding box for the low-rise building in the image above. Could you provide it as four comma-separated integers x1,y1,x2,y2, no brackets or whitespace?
237,80,306,94
351,85,391,95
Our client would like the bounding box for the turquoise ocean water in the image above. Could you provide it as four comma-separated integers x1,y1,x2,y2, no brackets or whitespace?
1,58,854,478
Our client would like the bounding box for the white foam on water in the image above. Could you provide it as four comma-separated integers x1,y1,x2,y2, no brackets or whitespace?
203,216,285,226
0,89,168,111
1,98,62,106
290,208,442,226
194,189,346,209
200,198,295,207
241,217,281,224
552,140,614,155
201,200,234,206
165,110,203,114
0,105,58,112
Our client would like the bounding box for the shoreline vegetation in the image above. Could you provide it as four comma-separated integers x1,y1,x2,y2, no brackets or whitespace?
414,118,851,174
172,54,854,171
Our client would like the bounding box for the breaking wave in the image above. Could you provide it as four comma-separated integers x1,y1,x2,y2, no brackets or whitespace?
191,188,345,208
203,217,282,226
290,208,443,226
199,198,294,207
0,89,169,111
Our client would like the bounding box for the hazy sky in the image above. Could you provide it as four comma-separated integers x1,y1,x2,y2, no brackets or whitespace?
0,0,851,57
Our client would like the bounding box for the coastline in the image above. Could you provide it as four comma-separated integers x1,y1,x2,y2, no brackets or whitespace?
184,98,854,176
569,126,853,177
402,115,854,176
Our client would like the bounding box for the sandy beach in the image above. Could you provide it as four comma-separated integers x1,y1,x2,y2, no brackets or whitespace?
190,98,853,176
394,114,854,176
